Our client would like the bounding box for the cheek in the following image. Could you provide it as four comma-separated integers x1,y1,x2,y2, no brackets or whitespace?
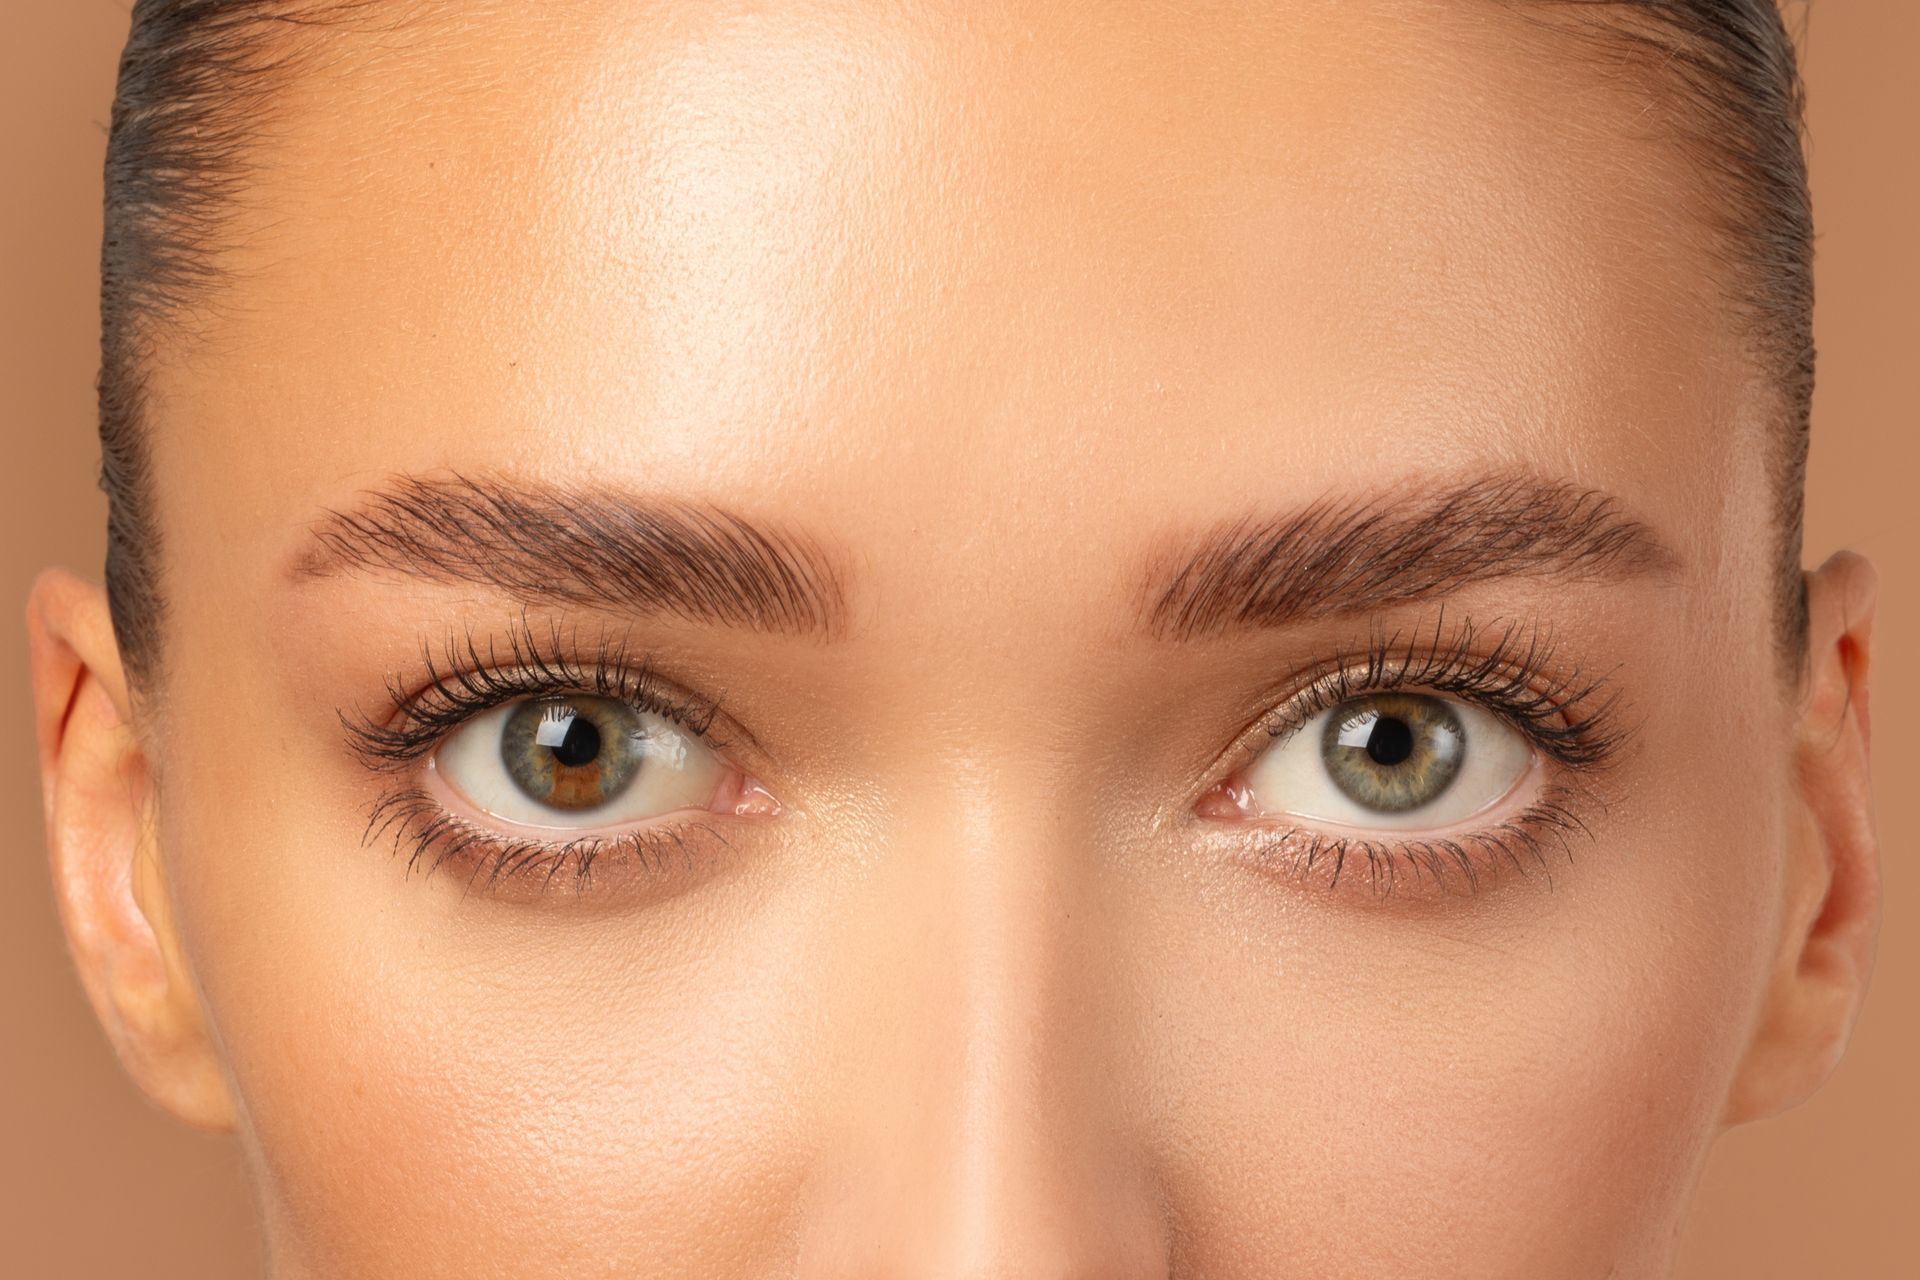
159,755,833,1277
1146,813,1779,1277
1146,924,1736,1276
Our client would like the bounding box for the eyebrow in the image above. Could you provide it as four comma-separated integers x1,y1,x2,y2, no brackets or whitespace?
290,473,847,637
1139,472,1682,640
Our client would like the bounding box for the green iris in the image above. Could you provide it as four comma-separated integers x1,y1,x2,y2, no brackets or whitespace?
1319,692,1464,813
500,696,646,812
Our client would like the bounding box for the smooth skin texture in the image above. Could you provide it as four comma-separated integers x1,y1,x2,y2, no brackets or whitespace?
27,1,1879,1276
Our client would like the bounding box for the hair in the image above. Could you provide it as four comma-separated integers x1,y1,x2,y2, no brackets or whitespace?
96,0,1816,695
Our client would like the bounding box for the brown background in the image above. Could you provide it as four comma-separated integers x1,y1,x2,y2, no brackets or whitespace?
1,3,1911,1276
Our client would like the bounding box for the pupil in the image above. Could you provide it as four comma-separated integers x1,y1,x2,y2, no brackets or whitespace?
1365,716,1414,766
549,716,601,768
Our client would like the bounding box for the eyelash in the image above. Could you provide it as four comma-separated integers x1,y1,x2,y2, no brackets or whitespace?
343,616,735,894
1221,609,1630,897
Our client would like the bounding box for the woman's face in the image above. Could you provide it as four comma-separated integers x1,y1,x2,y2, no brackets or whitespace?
134,1,1794,1275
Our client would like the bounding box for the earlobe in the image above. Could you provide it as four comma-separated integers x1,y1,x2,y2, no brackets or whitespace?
25,568,236,1132
1723,550,1881,1127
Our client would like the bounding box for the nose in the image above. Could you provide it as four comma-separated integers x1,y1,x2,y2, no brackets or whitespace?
792,775,1173,1279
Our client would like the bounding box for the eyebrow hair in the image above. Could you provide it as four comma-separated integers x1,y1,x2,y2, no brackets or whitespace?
1140,473,1682,640
291,473,847,637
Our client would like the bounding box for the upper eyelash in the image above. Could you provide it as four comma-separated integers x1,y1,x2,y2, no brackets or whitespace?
340,611,726,773
1254,607,1632,770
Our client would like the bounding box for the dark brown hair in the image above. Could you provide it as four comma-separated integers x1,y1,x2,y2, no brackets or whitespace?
96,0,1816,693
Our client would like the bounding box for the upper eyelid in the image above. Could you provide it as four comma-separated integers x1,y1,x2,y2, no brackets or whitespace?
1221,614,1632,781
346,676,728,773
401,665,721,738
1262,656,1599,741
340,621,734,773
344,612,1624,788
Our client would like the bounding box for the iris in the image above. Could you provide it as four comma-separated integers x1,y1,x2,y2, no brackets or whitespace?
500,696,646,811
1320,693,1465,813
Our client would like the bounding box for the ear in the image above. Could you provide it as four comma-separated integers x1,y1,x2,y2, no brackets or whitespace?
25,567,236,1131
1723,549,1881,1126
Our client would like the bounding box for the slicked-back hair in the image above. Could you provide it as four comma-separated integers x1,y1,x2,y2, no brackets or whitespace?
100,0,383,695
96,0,1817,695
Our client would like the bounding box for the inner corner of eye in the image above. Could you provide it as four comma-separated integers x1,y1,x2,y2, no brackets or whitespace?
1195,776,1254,820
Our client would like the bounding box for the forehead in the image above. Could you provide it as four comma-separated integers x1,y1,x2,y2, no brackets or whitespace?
158,0,1760,606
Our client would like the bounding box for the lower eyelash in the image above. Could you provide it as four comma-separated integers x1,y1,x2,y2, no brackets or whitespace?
1236,779,1601,899
364,787,731,897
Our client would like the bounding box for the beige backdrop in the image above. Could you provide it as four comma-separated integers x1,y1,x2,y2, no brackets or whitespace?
2,3,1912,1276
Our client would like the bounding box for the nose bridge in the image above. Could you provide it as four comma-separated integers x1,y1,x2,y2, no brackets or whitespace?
796,756,1171,1278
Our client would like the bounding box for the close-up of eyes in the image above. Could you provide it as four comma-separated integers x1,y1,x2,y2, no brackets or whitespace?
347,615,1622,900
11,0,1909,1274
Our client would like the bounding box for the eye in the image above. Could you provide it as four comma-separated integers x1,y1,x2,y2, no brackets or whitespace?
432,694,729,830
1226,692,1534,831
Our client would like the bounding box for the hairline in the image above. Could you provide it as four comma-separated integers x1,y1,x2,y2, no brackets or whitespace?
95,0,1819,696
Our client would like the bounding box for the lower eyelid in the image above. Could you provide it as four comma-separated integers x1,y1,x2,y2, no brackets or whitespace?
1215,778,1603,900
362,784,740,900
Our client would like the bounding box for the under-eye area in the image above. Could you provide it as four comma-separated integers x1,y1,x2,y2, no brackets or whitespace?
1194,612,1631,898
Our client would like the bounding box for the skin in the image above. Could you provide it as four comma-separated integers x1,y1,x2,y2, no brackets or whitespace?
25,1,1881,1276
